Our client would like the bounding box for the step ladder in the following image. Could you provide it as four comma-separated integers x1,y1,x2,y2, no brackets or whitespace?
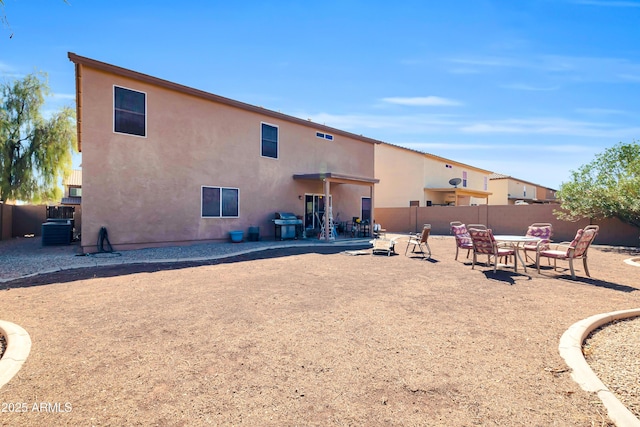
318,207,336,241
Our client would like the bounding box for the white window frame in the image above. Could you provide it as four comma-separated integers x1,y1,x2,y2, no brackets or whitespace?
201,186,240,218
260,122,279,159
113,85,147,138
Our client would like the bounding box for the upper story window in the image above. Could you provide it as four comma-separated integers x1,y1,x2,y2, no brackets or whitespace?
201,186,239,218
69,187,82,197
261,122,278,159
114,86,146,137
316,131,334,141
462,171,468,188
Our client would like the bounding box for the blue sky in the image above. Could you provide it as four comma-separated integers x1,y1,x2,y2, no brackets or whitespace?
2,0,639,189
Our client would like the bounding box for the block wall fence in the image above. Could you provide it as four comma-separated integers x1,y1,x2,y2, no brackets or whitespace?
2,203,639,248
374,204,640,247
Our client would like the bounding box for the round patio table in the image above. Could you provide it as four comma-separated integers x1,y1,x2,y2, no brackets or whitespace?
493,235,541,272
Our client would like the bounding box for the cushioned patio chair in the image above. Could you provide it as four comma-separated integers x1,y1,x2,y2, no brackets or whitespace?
536,225,599,279
450,222,473,261
467,224,487,230
469,228,517,273
405,224,432,259
522,223,553,264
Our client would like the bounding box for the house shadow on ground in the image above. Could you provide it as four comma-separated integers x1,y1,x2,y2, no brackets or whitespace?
3,245,371,290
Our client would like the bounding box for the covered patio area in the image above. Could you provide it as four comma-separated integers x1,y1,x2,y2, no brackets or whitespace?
293,172,379,241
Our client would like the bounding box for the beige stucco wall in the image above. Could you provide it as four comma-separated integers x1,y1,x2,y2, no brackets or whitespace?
489,178,540,205
374,144,424,207
375,143,491,207
488,179,509,205
78,66,375,252
507,179,538,202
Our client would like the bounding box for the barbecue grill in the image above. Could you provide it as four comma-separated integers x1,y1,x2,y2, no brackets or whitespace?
273,212,302,240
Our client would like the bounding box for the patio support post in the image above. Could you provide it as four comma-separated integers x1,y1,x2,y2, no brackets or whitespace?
369,184,374,228
324,178,330,241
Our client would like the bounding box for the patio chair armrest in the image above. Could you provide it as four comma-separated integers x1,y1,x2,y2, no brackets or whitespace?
541,241,571,252
532,239,551,249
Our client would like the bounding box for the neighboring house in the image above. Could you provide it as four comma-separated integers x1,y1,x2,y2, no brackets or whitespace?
488,173,557,205
61,169,82,205
374,143,493,207
68,53,379,253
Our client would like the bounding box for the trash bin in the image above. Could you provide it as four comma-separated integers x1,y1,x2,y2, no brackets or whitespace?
229,230,244,243
248,226,260,242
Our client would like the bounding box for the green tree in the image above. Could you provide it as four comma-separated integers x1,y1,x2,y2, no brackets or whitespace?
0,71,77,203
554,141,640,228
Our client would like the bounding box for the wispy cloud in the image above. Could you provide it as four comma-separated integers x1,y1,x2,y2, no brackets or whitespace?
51,93,76,100
402,141,591,154
460,117,640,138
443,54,640,83
618,73,640,82
296,111,640,140
575,107,629,116
500,83,559,91
0,61,22,79
570,0,640,7
381,96,462,107
298,112,462,133
446,56,526,68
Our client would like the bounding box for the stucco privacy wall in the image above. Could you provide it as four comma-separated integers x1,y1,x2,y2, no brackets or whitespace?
375,204,640,247
375,143,491,207
73,55,377,252
0,203,11,240
12,205,47,238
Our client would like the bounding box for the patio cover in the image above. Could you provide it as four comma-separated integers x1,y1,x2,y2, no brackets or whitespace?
293,173,380,240
427,187,492,205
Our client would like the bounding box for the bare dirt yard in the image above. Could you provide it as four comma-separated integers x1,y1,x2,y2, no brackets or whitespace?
0,236,639,426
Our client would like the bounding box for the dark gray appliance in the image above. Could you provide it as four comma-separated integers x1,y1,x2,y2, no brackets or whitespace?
273,212,302,240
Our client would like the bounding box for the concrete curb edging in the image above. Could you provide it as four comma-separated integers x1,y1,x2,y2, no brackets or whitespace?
559,309,640,427
0,320,32,389
624,257,640,267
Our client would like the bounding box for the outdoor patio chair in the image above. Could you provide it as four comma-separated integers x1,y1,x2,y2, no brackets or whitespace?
536,225,599,279
372,221,386,239
450,222,473,261
371,237,396,256
405,224,432,258
467,224,487,230
522,223,553,264
469,227,517,273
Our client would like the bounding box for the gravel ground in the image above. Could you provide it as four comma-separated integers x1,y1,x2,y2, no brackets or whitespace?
0,235,372,283
0,236,640,425
584,316,640,419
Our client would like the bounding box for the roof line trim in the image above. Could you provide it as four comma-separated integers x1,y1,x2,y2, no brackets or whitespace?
68,52,382,147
